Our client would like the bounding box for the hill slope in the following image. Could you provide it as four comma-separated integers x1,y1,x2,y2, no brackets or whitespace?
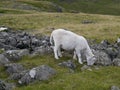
0,0,120,15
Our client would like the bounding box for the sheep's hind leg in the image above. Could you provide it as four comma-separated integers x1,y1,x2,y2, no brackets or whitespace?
73,51,77,60
58,47,62,57
54,46,59,59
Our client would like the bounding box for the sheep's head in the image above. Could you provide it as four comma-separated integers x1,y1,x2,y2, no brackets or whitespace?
87,55,96,66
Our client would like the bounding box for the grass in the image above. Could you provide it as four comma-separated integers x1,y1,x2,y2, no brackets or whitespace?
47,0,120,15
12,55,120,90
0,0,120,15
0,12,120,42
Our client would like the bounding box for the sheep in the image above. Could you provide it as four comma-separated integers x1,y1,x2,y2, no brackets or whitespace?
50,29,96,65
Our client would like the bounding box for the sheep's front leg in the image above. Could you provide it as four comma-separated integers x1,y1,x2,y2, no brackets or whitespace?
76,50,83,64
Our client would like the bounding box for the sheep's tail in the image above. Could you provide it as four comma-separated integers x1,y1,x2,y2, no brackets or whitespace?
50,33,54,46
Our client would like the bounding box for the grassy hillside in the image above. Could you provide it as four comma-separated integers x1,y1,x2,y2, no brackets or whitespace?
0,0,120,15
47,0,120,15
0,13,120,42
0,0,120,90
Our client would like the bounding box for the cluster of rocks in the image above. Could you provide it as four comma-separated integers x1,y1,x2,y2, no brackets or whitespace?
0,26,120,90
0,27,55,90
91,39,120,66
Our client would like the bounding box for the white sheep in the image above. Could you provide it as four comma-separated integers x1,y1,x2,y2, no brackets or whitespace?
50,29,96,65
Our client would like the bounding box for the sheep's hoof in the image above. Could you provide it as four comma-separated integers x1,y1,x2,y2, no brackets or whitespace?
55,57,59,60
79,61,83,64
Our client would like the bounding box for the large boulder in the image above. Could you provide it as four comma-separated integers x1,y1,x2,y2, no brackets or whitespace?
93,50,112,66
18,65,56,85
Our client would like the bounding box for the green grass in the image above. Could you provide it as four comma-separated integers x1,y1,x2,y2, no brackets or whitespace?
12,55,120,90
0,54,120,90
47,0,120,15
0,13,120,42
0,0,120,15
18,0,63,12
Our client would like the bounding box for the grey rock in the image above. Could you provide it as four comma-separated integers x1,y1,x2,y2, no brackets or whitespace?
111,86,120,90
113,58,120,66
82,20,94,24
18,65,56,85
6,37,17,47
0,32,9,37
106,47,118,60
5,63,24,75
58,60,76,70
0,54,10,66
0,80,15,90
0,42,16,50
117,48,120,58
93,50,112,66
4,49,29,61
32,46,52,56
81,65,92,71
18,73,33,85
34,65,56,80
9,70,28,80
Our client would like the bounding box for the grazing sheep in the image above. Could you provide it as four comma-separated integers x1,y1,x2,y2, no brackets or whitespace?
50,29,96,65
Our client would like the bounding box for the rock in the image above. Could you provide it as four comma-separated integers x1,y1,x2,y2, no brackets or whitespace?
0,80,15,90
34,65,56,80
5,63,24,75
117,48,120,58
82,20,94,24
117,38,120,43
91,40,110,50
18,65,56,85
81,65,92,71
0,32,9,37
32,46,52,56
105,47,118,60
93,50,112,66
4,49,29,61
0,42,16,50
0,54,10,66
58,60,76,70
111,86,120,90
9,70,28,80
6,37,17,47
113,58,120,66
0,27,8,32
18,72,34,85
